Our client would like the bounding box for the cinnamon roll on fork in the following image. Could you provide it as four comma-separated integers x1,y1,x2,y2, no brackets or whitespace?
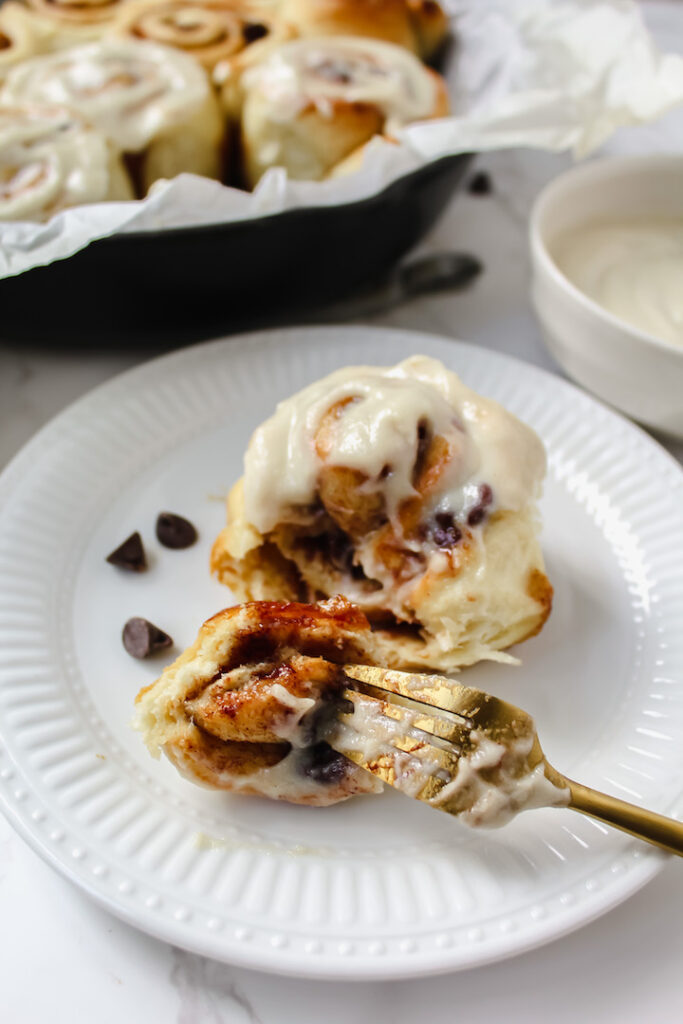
134,597,382,805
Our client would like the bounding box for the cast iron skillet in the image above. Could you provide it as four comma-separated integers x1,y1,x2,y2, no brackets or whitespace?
0,153,471,346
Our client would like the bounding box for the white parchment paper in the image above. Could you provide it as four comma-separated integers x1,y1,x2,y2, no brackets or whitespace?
1,0,682,278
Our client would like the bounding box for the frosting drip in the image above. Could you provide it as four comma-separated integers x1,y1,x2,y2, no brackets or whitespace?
244,355,546,535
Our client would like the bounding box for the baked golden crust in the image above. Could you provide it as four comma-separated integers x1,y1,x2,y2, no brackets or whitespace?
407,0,448,58
23,0,128,30
280,0,416,51
134,596,383,805
279,0,449,58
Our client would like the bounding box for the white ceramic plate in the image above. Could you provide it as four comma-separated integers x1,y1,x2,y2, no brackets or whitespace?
0,326,682,980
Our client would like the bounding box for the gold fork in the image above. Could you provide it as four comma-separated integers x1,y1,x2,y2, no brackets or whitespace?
329,664,683,855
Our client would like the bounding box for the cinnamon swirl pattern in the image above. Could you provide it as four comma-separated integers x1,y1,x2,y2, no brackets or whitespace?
134,597,382,805
238,35,449,185
211,356,553,672
0,103,133,220
0,3,52,81
111,0,291,72
1,38,224,194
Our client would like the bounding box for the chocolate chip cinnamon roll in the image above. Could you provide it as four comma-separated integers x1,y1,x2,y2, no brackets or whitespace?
134,597,382,805
0,103,133,220
279,0,448,59
110,0,292,72
237,35,448,185
1,38,224,194
212,356,553,672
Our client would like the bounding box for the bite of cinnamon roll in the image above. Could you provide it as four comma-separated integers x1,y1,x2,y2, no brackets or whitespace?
134,596,383,805
236,34,448,185
211,356,553,672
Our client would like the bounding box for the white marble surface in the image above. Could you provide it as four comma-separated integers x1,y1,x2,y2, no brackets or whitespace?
1,4,682,1021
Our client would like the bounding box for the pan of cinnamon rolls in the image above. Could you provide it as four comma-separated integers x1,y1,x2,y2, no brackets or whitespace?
0,0,470,337
0,0,453,207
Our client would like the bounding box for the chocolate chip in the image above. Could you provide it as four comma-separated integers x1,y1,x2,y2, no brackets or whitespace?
413,420,431,477
466,507,486,527
243,21,268,44
467,170,492,196
466,484,494,527
122,617,173,659
299,743,348,785
433,526,462,548
106,531,147,572
155,512,197,549
431,512,462,548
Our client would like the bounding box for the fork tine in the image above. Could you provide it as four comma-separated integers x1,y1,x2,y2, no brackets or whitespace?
343,663,534,736
339,687,472,752
342,678,472,745
331,689,464,802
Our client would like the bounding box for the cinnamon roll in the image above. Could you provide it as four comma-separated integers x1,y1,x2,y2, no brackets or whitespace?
110,0,292,72
134,596,382,805
0,103,133,220
211,356,553,672
0,3,53,81
23,0,131,30
237,35,448,185
279,0,448,59
407,0,448,60
1,38,224,194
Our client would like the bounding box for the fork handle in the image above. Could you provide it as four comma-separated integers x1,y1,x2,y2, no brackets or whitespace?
566,778,683,857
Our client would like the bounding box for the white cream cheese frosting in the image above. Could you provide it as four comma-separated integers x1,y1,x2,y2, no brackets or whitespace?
241,35,439,132
0,103,131,220
244,355,546,534
2,37,216,152
553,218,683,349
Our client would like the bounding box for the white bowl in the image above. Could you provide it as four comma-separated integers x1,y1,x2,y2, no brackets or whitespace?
529,155,683,439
